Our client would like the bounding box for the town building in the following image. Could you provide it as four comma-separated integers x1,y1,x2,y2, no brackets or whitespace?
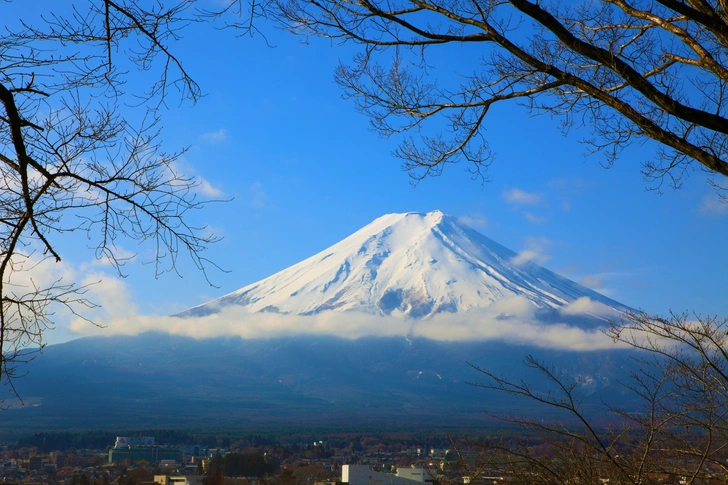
108,436,182,464
342,465,429,485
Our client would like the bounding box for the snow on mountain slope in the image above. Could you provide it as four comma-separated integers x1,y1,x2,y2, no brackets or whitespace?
180,210,625,319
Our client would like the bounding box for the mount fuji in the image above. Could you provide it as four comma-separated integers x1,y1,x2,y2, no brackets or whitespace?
179,210,625,321
1,211,637,434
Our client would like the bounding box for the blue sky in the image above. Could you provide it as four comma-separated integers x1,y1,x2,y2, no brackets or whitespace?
6,5,727,343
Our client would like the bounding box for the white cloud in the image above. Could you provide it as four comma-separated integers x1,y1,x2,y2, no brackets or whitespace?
459,213,488,228
72,271,139,328
511,237,552,266
199,129,229,144
560,297,616,317
197,178,225,198
170,158,225,198
1,252,140,345
4,253,74,293
700,194,728,215
71,308,410,340
69,295,625,351
503,188,542,206
416,316,619,351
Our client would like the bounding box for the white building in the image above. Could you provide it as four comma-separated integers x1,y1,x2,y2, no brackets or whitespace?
342,465,428,485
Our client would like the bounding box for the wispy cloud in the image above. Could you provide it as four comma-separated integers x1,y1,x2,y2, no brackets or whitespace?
511,237,552,266
5,252,76,298
90,245,138,268
199,128,229,144
197,179,225,198
547,177,586,213
547,178,568,189
2,251,141,345
171,159,224,198
459,213,488,228
547,177,586,191
699,194,728,215
579,275,604,289
524,212,548,224
504,188,549,224
503,188,542,206
250,181,267,209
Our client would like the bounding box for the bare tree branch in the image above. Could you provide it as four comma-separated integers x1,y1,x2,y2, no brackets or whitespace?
249,0,728,189
0,0,228,409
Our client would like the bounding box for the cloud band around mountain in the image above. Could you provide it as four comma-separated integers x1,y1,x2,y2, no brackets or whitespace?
70,295,626,351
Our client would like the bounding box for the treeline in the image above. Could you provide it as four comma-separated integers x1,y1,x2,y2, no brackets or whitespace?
200,435,276,449
17,429,484,452
19,430,195,451
209,453,278,477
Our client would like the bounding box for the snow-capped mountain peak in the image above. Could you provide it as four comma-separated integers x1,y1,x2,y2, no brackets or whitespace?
180,210,624,319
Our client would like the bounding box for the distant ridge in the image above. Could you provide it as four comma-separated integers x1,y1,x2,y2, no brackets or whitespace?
178,210,625,319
